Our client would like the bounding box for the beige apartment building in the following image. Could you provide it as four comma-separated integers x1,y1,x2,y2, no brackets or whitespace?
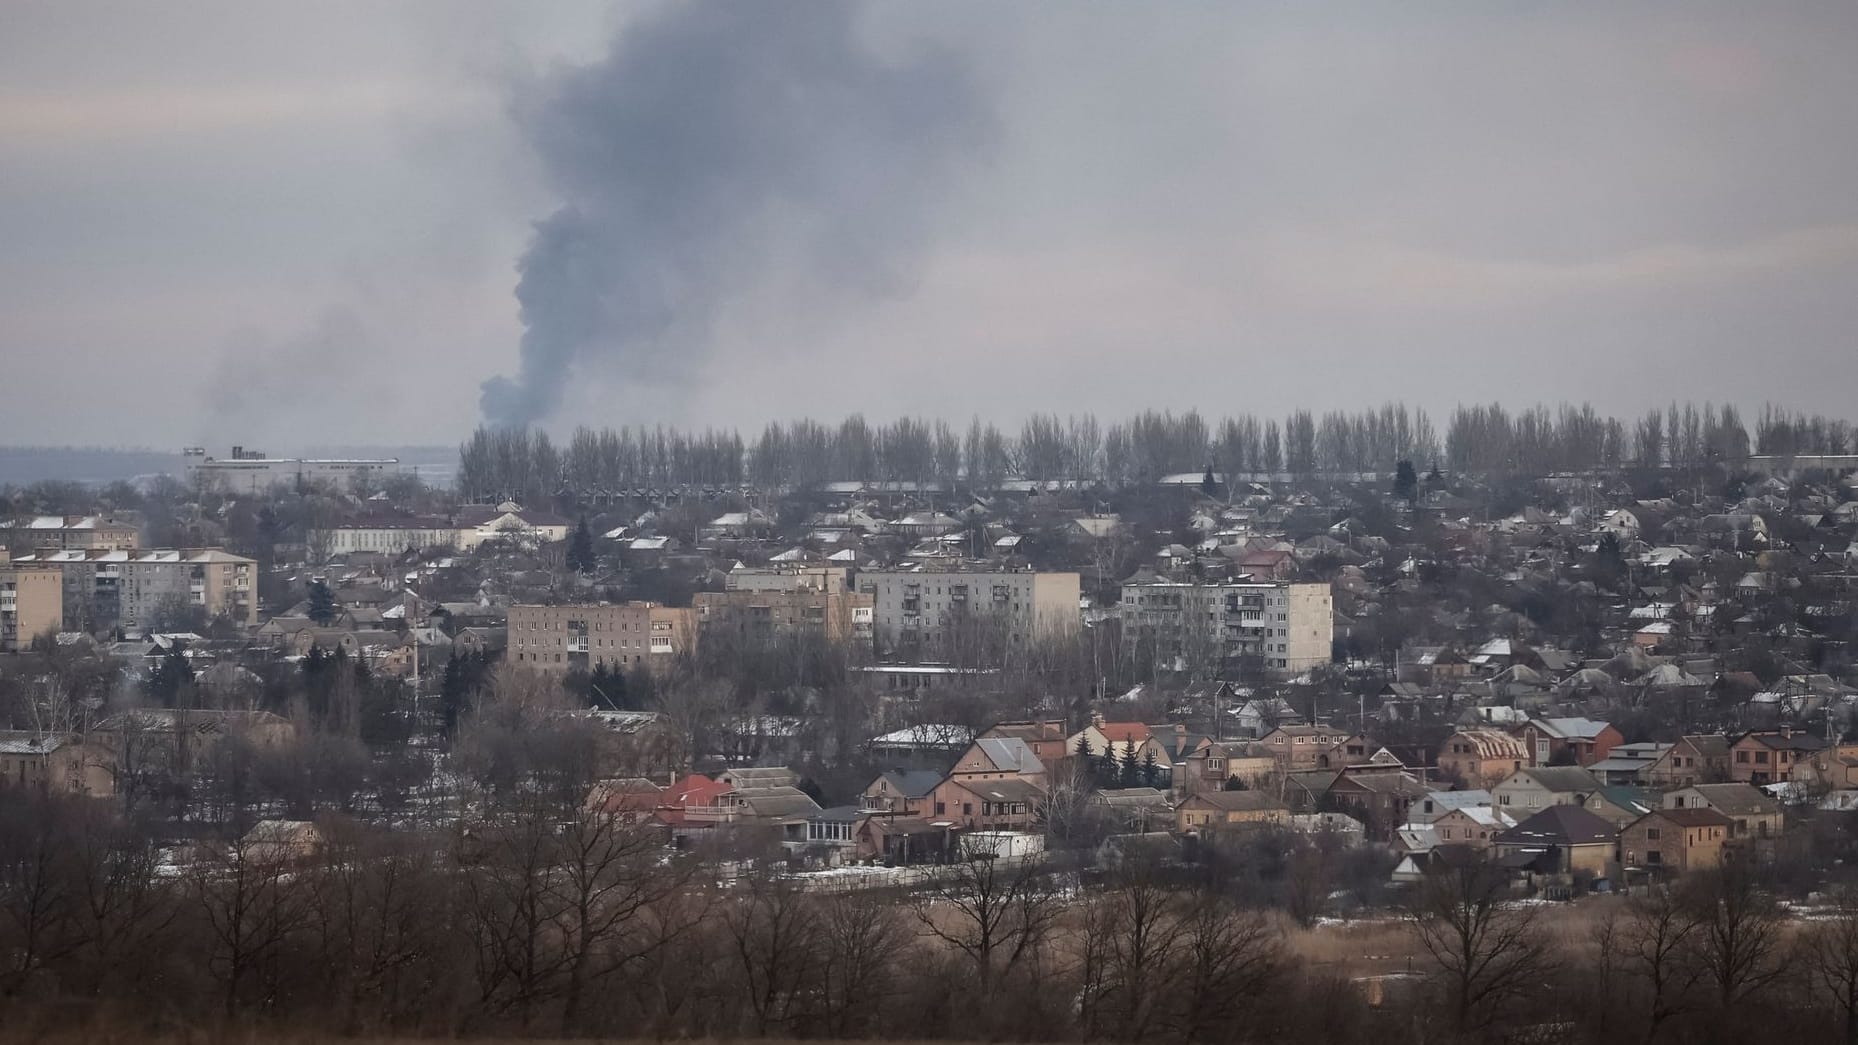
8,548,257,631
1119,579,1333,674
0,515,139,553
857,565,1081,656
508,602,696,675
694,588,874,643
0,549,64,651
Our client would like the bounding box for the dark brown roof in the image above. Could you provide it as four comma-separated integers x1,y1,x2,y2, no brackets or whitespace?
1644,807,1733,829
1190,790,1289,813
1496,804,1618,847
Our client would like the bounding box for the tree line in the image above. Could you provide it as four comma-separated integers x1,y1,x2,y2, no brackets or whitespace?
457,402,1854,502
6,788,1858,1045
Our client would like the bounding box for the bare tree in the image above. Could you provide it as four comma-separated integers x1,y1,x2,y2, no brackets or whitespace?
1409,856,1558,1035
913,838,1062,1015
722,872,820,1035
816,891,910,1037
1799,890,1858,1045
1162,892,1283,1042
1682,861,1784,1009
1619,887,1704,1044
0,790,79,997
551,810,692,1033
191,833,313,1018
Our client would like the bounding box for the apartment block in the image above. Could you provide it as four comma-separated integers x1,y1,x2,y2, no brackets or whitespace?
0,549,63,651
1119,579,1332,674
693,588,873,643
508,602,696,675
0,515,139,553
724,563,851,594
9,548,258,631
857,565,1081,655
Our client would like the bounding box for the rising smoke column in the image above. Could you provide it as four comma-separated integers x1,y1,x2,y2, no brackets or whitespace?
480,0,992,427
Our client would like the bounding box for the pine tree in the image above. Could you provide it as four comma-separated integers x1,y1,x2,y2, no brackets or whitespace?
567,515,597,573
143,646,193,707
1394,459,1419,503
1075,733,1096,782
1141,746,1160,788
1119,739,1139,788
307,579,338,625
1201,465,1217,497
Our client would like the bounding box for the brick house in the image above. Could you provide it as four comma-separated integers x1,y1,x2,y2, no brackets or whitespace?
1619,808,1732,876
1436,729,1529,789
1663,783,1784,840
1729,728,1828,785
1645,735,1732,788
1511,717,1623,767
1175,790,1289,833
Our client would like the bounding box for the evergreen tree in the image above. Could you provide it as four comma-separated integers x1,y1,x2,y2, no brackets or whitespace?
1119,739,1140,788
1394,459,1419,503
1201,465,1217,497
1098,746,1119,783
1141,746,1160,788
143,646,193,707
1075,732,1096,782
567,515,597,573
306,579,338,625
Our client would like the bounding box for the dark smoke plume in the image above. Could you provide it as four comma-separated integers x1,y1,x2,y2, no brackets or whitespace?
480,0,992,427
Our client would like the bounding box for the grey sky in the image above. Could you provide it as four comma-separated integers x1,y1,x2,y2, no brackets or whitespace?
3,1,1855,450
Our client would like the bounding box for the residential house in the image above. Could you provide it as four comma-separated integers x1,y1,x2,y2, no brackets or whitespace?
1175,790,1289,833
1582,786,1659,827
1091,787,1173,832
802,805,864,862
1492,766,1600,818
1729,728,1829,785
1258,724,1368,771
585,777,666,823
1663,783,1785,840
1493,805,1619,879
1428,806,1514,851
1619,808,1733,876
1436,729,1529,789
239,820,324,864
977,720,1072,766
1410,789,1496,824
948,736,1048,788
1512,717,1623,767
1587,743,1673,786
860,769,942,815
1645,735,1732,789
924,776,1044,831
1327,767,1429,842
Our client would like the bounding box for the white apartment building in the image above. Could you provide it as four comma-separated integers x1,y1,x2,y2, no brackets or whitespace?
1119,579,1332,674
857,565,1080,655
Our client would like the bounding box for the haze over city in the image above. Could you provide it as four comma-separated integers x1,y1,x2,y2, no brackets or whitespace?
5,1,1858,449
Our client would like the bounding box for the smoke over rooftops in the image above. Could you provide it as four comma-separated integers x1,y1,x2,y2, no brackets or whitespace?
478,0,993,428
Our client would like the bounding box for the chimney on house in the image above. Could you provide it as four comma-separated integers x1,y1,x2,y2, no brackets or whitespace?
1092,711,1106,730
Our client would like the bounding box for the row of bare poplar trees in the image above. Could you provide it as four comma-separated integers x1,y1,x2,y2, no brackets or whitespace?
458,401,1855,502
